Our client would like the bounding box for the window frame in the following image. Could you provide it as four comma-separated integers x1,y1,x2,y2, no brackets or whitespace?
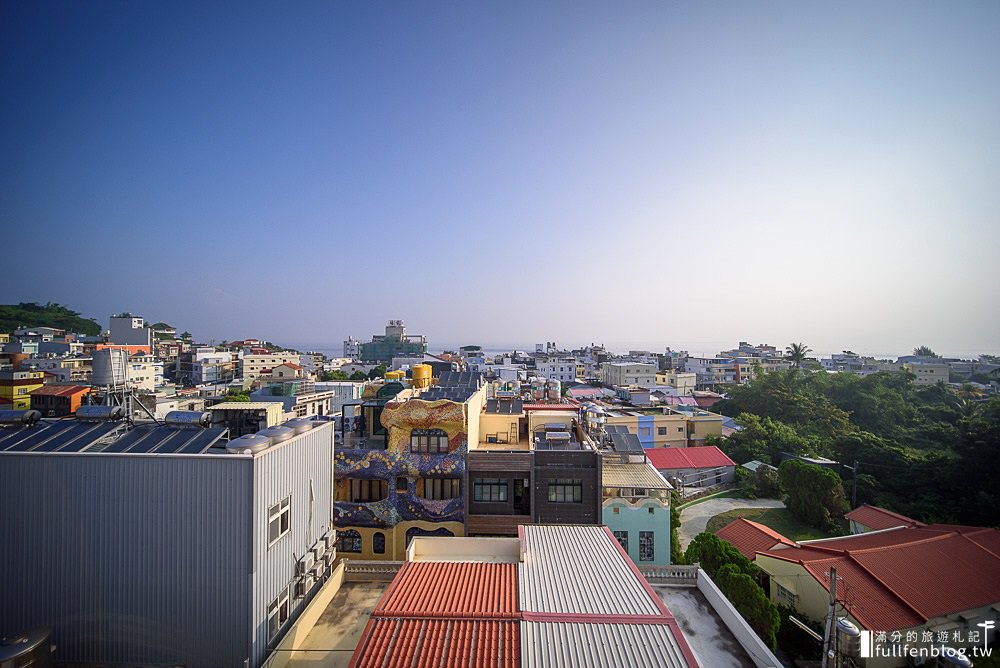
639,530,655,562
547,478,583,503
418,477,462,500
267,496,291,547
267,588,291,640
473,477,508,502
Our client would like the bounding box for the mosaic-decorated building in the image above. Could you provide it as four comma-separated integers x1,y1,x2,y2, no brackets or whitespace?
334,373,487,560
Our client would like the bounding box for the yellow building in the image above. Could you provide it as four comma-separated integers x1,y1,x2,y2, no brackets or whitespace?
655,371,697,394
0,370,45,410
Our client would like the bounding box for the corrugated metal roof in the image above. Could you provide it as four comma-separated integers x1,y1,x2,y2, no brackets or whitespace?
716,518,796,559
352,618,520,668
844,504,924,530
644,446,735,470
206,402,286,411
519,525,661,616
601,462,672,490
521,621,689,668
376,562,519,619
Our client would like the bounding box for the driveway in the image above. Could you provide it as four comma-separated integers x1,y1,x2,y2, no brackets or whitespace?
678,497,785,549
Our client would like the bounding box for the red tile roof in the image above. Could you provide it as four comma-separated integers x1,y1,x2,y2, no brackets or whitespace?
350,562,521,668
644,446,735,470
759,526,1000,631
277,362,302,370
844,504,925,531
716,518,796,559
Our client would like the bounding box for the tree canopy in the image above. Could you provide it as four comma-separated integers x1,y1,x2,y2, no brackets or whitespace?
913,345,938,358
0,302,102,336
785,342,812,367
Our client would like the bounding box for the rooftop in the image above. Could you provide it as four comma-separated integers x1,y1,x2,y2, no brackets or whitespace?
645,446,736,470
844,503,925,531
715,518,797,560
602,462,673,491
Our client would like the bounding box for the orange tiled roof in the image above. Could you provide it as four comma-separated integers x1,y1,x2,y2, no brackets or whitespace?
715,518,795,559
29,385,91,397
844,504,925,531
375,562,519,619
760,525,1000,631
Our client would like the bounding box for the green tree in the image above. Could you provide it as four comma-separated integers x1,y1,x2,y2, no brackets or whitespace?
368,365,387,380
713,413,814,466
349,371,368,381
715,564,780,650
225,393,251,402
321,370,349,381
913,346,938,358
669,491,684,564
684,532,757,580
778,459,849,531
785,342,812,367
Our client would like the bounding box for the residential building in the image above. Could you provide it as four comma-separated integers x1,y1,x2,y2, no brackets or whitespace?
600,361,657,388
108,312,153,350
269,362,304,379
535,357,581,382
600,408,689,448
645,446,736,489
92,348,163,392
656,370,697,394
682,356,746,389
467,397,602,537
358,319,427,364
845,504,925,534
904,362,950,385
715,518,796,560
241,351,302,380
251,378,335,418
312,380,364,415
0,411,336,668
12,326,65,343
27,384,91,416
602,451,674,565
668,405,725,446
725,523,1000,667
21,355,92,383
299,351,325,375
176,347,236,386
342,335,362,360
335,373,485,560
0,369,45,409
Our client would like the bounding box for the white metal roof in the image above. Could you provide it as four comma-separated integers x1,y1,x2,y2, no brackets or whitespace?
518,525,661,616
521,621,691,668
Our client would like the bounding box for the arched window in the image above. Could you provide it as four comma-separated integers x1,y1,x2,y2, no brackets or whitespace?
335,529,362,553
405,527,454,547
373,532,386,554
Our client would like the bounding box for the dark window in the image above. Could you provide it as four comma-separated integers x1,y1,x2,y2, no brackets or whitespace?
336,529,362,553
613,530,629,552
373,532,386,554
657,427,667,436
410,428,450,453
396,476,408,492
267,497,291,546
418,478,462,500
547,479,583,503
473,478,508,502
639,531,654,561
348,479,388,502
405,526,454,546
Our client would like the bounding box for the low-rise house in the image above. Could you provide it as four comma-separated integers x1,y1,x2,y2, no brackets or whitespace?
645,446,736,488
845,504,925,534
27,384,91,417
715,518,796,560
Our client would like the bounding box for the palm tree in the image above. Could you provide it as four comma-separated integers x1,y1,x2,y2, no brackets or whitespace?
785,342,812,368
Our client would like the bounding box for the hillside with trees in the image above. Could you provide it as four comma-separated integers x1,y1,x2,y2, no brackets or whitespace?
710,368,1000,527
0,302,102,336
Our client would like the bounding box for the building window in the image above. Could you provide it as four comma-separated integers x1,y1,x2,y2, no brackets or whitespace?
678,427,684,432
267,588,290,640
336,529,362,553
639,531,654,561
267,497,291,546
349,479,388,502
658,427,667,436
418,478,461,500
396,476,408,492
776,582,796,607
473,478,508,502
613,530,629,552
410,428,450,453
547,479,583,503
373,532,386,554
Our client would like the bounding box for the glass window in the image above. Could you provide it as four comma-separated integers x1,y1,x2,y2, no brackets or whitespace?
547,479,583,503
373,532,386,554
410,429,450,453
613,530,629,552
639,531,654,561
396,476,408,492
336,529,362,553
418,478,462,500
267,588,290,640
349,479,388,502
657,427,667,435
473,478,508,502
268,497,291,546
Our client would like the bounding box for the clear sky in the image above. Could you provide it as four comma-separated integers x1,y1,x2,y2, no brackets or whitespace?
2,1,998,357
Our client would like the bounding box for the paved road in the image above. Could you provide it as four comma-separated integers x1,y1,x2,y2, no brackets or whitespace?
678,497,785,549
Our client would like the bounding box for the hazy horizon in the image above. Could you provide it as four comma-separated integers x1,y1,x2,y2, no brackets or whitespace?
2,2,998,355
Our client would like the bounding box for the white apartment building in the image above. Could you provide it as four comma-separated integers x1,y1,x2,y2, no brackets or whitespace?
600,362,656,388
535,358,581,382
904,362,950,385
240,352,302,380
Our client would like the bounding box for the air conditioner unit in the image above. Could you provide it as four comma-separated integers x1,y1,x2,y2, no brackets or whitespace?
312,541,326,561
296,552,315,575
322,531,336,550
294,574,315,598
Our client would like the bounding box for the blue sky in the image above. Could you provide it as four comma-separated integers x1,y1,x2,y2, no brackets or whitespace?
2,1,998,357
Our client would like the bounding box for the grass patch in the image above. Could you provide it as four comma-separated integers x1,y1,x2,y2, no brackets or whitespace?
705,507,834,542
676,489,741,510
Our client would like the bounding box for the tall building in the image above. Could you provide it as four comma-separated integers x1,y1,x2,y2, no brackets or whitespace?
357,320,427,364
108,312,153,350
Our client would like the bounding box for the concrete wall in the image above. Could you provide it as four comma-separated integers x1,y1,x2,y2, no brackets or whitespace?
696,569,782,668
602,497,671,565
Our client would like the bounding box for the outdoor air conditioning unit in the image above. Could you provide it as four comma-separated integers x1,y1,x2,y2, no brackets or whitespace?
310,561,325,580
312,541,326,561
322,530,336,550
294,574,315,598
296,552,315,575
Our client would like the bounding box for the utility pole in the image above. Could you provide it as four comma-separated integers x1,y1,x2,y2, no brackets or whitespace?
821,567,838,668
852,460,859,508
